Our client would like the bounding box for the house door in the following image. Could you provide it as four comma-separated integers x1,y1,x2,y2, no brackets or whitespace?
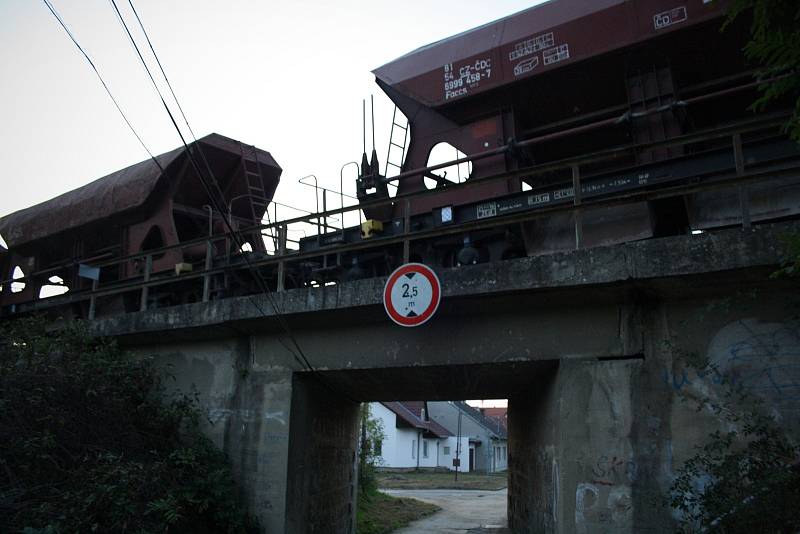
469,448,474,471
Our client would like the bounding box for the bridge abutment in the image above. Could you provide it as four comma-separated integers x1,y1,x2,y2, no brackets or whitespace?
96,224,800,533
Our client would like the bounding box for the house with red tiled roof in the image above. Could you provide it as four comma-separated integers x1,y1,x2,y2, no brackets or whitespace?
370,401,470,471
480,407,508,431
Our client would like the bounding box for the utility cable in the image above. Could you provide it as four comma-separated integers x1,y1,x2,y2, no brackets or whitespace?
43,0,309,371
125,0,198,141
41,0,163,173
109,0,322,377
121,0,279,255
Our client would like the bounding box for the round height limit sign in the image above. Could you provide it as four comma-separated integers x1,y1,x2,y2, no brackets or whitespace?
383,263,441,327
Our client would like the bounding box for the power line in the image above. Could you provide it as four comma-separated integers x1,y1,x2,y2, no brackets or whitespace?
41,0,162,172
43,0,308,370
123,0,282,256
118,0,282,255
124,0,198,140
43,0,357,405
109,0,319,375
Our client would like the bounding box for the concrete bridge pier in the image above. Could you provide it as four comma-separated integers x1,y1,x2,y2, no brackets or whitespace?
285,374,360,533
93,223,800,533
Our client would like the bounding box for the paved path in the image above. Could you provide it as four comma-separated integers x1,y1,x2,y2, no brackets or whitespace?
381,488,508,534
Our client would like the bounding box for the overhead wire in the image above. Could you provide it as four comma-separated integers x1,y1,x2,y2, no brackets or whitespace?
107,0,324,377
41,0,163,173
123,0,281,252
42,0,312,373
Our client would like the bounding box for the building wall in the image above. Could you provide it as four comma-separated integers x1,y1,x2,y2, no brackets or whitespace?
418,435,439,468
370,402,442,469
428,401,505,472
438,436,470,472
370,403,470,471
489,439,509,472
371,402,414,468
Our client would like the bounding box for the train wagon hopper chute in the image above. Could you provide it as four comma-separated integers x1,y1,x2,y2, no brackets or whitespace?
0,133,281,315
366,0,800,257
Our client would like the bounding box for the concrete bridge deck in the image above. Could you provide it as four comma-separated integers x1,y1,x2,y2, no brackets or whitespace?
90,222,799,533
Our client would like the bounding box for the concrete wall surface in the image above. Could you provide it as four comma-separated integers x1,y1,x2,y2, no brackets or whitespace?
93,223,799,533
507,291,800,533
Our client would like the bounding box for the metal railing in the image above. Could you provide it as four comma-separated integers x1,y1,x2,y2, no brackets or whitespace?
2,114,797,319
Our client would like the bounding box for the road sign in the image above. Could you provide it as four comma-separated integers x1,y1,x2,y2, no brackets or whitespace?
383,263,441,327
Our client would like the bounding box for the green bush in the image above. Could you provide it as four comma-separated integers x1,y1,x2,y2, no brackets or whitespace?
725,0,800,141
0,317,256,533
358,404,385,497
670,379,800,532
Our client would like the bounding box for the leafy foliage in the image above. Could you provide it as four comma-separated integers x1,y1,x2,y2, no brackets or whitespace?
670,375,800,532
725,0,800,140
0,317,256,534
358,404,385,496
772,232,800,278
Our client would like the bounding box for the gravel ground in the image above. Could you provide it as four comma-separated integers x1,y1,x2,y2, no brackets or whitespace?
381,488,509,534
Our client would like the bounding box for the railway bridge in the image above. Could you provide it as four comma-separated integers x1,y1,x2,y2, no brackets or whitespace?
89,220,800,534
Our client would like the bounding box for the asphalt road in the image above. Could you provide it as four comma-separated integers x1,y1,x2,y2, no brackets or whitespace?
381,488,509,534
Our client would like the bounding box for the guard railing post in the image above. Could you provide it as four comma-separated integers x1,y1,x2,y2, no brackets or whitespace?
572,165,583,249
202,240,213,302
277,224,287,292
88,277,99,320
140,254,152,312
733,133,751,229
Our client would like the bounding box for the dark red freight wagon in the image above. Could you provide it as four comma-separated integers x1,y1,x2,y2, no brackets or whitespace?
0,134,280,314
347,0,800,262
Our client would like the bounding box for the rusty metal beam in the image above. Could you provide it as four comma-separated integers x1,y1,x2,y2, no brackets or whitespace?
10,161,799,316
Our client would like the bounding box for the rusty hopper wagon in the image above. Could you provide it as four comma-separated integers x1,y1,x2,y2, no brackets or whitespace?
0,134,280,316
307,0,800,272
2,0,800,318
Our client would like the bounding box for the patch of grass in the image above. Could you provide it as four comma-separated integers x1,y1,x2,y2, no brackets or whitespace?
357,490,439,534
377,470,508,490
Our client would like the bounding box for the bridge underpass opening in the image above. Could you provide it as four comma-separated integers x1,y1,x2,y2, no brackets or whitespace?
285,360,566,533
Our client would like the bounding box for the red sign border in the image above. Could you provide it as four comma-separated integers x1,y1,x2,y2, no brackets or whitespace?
383,263,441,327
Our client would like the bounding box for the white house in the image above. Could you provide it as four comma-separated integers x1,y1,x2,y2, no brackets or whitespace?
370,401,470,472
428,401,508,473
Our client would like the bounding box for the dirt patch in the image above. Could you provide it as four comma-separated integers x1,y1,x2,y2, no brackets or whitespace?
357,491,440,534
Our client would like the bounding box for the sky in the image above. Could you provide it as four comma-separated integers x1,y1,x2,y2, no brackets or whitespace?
0,0,542,236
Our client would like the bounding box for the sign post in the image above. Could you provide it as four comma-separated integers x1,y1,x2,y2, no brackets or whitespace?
383,263,441,327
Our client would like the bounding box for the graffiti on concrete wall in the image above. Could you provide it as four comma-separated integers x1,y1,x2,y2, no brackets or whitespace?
574,453,637,534
662,320,800,404
575,482,632,534
590,455,639,486
574,441,674,533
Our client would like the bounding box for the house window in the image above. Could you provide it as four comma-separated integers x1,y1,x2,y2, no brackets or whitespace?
443,446,450,455
412,440,416,459
423,440,429,458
